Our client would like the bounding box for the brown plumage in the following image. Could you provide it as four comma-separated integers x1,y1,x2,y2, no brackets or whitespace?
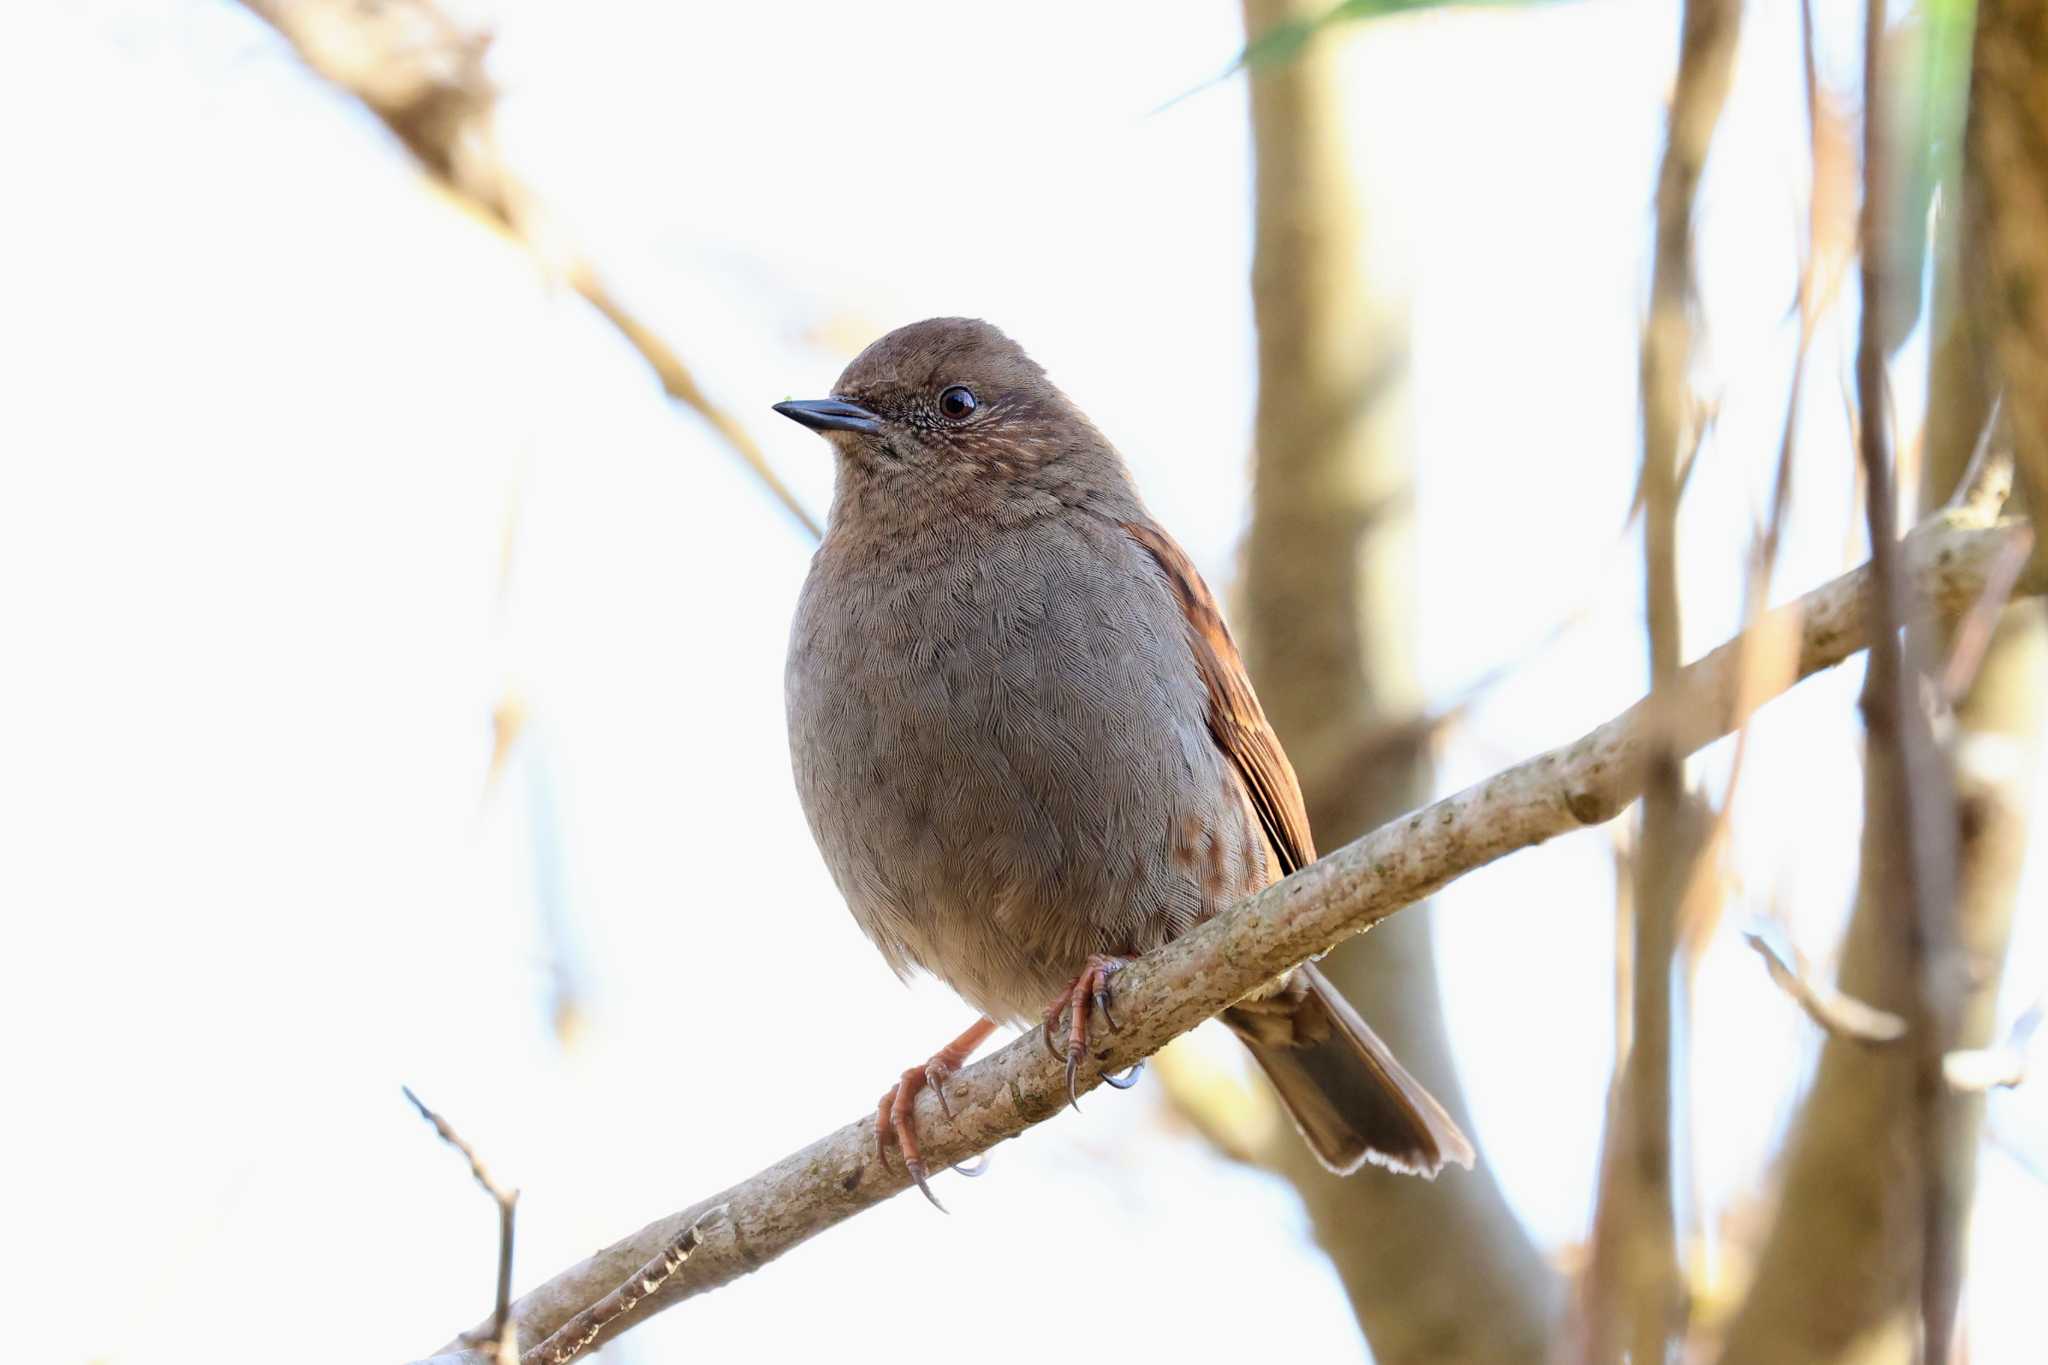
778,318,1473,1203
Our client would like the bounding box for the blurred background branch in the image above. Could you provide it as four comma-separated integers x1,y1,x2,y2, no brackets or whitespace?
1228,2,1561,1361
235,0,822,540
1580,3,1740,1360
1968,0,2048,536
1714,4,2045,1357
1848,5,1966,1354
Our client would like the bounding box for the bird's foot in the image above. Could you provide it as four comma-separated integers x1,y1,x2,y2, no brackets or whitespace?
1042,954,1142,1110
875,1017,996,1212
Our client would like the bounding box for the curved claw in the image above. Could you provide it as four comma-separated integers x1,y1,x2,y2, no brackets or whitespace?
903,1158,947,1213
1047,954,1131,1112
874,1094,897,1171
1100,1059,1144,1090
872,1018,996,1216
1094,985,1120,1033
1042,1020,1068,1062
951,1153,991,1178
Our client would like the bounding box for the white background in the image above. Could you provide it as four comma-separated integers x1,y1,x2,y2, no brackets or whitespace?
3,2,2044,1360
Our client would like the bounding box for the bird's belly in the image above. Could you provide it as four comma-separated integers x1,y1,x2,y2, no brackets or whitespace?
794,656,1193,1023
787,533,1267,1024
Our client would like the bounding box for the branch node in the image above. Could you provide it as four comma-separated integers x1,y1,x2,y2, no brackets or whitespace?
404,1086,520,1360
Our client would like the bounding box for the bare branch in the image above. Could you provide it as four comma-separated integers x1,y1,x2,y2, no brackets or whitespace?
1296,546,1616,819
415,511,2036,1365
1942,397,2012,522
404,1086,515,1206
404,1087,520,1365
1584,0,1740,1357
525,1207,728,1365
1741,928,1908,1046
1718,56,2040,1351
1857,5,1967,1357
236,0,822,541
1938,523,2037,703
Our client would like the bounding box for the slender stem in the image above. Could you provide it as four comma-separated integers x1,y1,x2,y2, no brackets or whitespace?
1857,4,1963,1358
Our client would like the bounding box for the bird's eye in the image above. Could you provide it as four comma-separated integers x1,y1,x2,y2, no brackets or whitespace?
937,385,977,420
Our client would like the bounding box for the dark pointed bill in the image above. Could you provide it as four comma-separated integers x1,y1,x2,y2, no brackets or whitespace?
773,397,880,435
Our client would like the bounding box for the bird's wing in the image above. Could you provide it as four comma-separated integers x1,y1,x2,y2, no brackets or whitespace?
1121,520,1316,875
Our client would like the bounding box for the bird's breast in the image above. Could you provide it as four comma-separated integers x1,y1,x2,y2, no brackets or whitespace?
784,516,1267,1022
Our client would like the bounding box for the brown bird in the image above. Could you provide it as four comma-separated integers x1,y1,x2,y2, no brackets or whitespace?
777,318,1473,1207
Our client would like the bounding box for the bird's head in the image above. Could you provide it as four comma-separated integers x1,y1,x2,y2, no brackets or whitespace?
774,318,1123,518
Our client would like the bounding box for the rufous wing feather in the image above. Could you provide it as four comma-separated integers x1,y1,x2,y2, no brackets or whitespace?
1120,520,1314,875
1121,519,1475,1177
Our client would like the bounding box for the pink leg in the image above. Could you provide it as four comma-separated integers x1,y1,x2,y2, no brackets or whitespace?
1041,954,1138,1110
874,1016,998,1211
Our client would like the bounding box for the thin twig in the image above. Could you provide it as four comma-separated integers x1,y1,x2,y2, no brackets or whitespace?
1939,523,2036,703
1741,928,1909,1045
1856,5,1964,1357
1584,0,1741,1358
1304,500,1638,811
416,511,2036,1365
1668,0,1837,959
236,0,822,541
1943,396,2012,521
403,1086,516,1208
404,1087,520,1365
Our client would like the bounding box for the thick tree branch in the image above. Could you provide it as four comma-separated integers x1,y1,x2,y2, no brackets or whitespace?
235,0,822,541
418,511,2037,1365
1968,0,2048,526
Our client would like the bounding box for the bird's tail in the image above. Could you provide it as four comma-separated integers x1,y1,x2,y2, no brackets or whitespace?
1223,963,1475,1177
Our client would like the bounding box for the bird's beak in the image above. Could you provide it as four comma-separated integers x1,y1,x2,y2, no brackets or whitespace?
773,397,881,435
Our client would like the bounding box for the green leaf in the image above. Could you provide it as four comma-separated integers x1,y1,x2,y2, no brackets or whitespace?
1235,0,1552,75
1877,0,1977,353
1158,0,1553,112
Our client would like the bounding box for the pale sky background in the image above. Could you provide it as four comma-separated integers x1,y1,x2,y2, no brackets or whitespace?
3,1,2045,1362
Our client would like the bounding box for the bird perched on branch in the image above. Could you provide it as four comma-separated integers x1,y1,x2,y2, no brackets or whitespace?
777,318,1472,1207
